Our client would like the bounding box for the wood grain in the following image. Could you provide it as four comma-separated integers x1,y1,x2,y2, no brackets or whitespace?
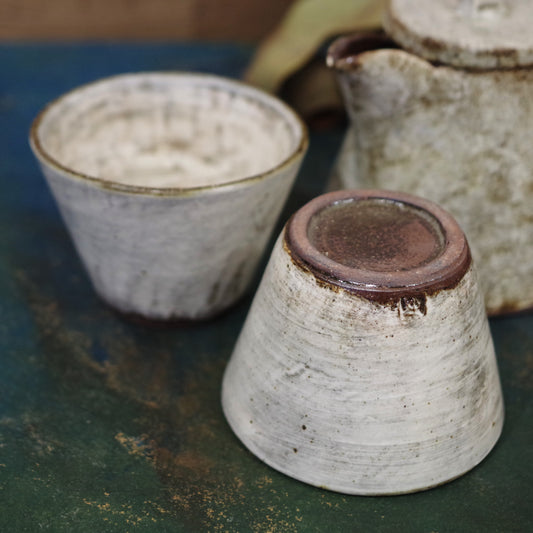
0,0,294,41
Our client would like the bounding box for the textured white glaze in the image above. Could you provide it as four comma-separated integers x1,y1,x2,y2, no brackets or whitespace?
37,74,298,189
30,73,307,320
384,0,533,69
329,49,533,314
222,233,504,495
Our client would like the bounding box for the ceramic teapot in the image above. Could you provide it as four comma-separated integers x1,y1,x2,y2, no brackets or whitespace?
327,0,533,315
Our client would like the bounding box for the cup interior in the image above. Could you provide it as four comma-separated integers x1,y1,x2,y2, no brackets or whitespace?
32,73,305,189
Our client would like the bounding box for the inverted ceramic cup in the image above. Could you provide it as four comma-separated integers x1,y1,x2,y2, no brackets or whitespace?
29,72,307,321
222,189,504,495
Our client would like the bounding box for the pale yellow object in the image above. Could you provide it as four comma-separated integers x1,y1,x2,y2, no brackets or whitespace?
245,0,386,93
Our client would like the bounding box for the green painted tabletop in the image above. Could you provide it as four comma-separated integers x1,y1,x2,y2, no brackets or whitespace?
0,44,531,532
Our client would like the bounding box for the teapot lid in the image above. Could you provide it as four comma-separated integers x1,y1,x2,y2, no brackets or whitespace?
383,0,533,69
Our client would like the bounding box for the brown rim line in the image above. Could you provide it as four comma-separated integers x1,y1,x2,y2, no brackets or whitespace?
29,72,309,198
284,189,471,303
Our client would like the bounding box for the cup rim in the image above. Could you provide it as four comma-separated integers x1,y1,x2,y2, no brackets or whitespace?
285,188,472,301
29,71,309,197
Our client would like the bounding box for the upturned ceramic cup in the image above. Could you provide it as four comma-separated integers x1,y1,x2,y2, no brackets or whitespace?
222,189,504,495
30,72,308,321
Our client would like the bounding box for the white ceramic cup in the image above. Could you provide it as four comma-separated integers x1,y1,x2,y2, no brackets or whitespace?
222,189,504,495
30,72,308,321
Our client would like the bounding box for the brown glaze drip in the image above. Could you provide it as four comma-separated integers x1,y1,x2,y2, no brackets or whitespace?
285,190,472,303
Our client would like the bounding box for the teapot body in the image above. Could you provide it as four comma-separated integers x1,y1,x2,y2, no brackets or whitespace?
329,44,533,315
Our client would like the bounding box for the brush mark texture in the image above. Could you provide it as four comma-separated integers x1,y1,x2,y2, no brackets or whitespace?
222,191,503,495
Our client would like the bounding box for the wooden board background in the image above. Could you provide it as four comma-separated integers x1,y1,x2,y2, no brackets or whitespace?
0,0,294,41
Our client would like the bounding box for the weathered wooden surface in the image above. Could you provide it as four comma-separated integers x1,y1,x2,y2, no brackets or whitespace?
0,43,531,532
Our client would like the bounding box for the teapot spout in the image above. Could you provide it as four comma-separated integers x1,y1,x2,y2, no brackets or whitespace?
326,31,466,193
327,32,420,121
327,32,457,121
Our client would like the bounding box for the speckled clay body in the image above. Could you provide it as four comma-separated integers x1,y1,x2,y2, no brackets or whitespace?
327,0,533,315
30,73,307,321
222,190,504,495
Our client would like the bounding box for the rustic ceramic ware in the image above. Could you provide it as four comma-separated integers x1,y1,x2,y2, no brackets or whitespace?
30,72,308,321
222,189,504,495
326,0,533,315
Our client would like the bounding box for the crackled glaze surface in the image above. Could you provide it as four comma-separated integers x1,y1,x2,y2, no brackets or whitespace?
328,44,533,315
222,191,504,495
30,73,307,320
